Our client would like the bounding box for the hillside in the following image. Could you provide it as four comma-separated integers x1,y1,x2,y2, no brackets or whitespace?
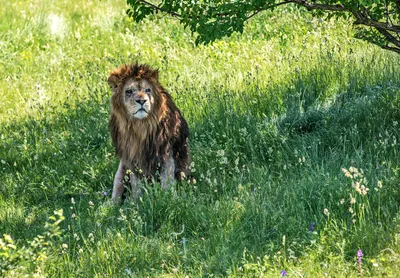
1,0,400,276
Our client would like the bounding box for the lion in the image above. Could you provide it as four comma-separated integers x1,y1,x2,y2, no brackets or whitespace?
107,63,191,203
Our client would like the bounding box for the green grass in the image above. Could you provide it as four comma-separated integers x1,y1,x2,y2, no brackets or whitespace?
1,0,400,276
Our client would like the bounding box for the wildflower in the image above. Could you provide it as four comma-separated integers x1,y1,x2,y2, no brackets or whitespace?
349,207,354,214
340,199,345,204
352,219,356,224
280,270,288,277
79,248,83,253
377,181,382,189
359,185,369,195
370,259,379,267
342,168,352,178
357,249,363,263
71,197,75,204
357,249,363,275
353,181,361,194
62,244,68,249
89,201,94,206
103,191,108,197
71,213,76,219
349,166,358,174
323,208,329,216
309,222,316,232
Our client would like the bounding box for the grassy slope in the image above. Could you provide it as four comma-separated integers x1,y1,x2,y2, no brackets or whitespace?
1,0,400,276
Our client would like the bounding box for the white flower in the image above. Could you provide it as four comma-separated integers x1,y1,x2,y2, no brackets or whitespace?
342,168,352,178
349,166,358,174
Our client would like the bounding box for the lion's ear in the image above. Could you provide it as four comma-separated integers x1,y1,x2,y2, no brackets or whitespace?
108,75,120,91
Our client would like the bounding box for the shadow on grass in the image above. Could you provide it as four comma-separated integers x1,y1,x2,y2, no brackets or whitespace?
1,70,400,273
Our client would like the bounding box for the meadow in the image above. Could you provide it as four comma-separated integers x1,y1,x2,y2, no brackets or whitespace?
1,0,400,276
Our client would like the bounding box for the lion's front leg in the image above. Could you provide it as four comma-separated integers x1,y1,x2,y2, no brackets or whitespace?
129,171,141,201
161,156,175,190
112,161,126,203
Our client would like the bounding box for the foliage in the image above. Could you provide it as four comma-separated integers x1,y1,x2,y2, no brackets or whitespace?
0,210,64,275
127,0,400,54
1,0,400,276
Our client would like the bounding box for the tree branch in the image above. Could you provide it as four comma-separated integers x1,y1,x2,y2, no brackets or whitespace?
137,0,182,18
132,0,400,55
376,28,400,48
246,1,294,20
353,15,400,33
381,45,400,54
290,0,400,37
290,0,347,12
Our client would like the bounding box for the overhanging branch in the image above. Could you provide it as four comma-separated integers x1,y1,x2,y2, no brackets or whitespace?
376,28,400,48
131,0,400,55
137,0,182,17
289,0,347,12
382,45,400,54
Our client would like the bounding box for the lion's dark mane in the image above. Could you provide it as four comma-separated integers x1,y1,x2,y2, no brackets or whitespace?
108,63,190,179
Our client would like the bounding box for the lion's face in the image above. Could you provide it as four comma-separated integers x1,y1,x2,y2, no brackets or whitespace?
122,78,155,119
108,64,166,123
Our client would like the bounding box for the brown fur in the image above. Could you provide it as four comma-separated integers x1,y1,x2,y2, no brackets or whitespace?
108,63,190,180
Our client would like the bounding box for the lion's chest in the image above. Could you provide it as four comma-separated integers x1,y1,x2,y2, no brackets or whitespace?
117,124,164,175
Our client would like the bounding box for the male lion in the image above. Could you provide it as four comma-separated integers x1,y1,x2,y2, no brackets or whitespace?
107,63,190,203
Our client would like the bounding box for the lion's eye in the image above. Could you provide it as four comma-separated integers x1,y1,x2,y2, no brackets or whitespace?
144,88,151,93
126,89,133,96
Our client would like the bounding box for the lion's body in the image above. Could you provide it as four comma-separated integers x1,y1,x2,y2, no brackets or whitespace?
108,63,190,202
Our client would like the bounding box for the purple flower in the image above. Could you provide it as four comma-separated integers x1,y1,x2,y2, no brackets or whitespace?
103,191,108,197
357,249,363,263
280,270,287,277
309,222,316,232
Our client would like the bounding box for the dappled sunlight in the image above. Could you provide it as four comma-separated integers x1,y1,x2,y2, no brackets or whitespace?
1,0,400,276
48,13,68,38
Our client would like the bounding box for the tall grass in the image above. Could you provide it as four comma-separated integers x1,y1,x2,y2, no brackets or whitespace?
1,0,400,276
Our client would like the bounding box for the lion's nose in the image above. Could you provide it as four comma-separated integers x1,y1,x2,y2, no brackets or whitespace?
136,99,147,105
